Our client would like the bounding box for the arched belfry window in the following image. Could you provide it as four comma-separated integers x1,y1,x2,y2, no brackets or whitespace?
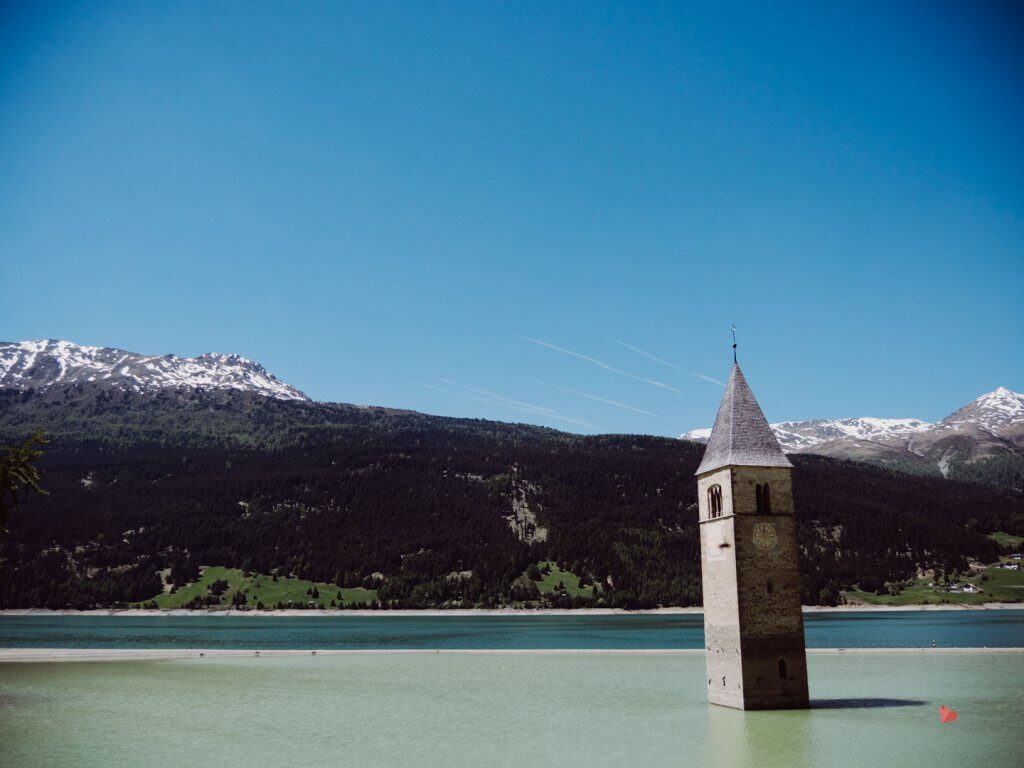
708,485,723,519
755,483,772,515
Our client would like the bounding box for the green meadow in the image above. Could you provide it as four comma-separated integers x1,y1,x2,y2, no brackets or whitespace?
846,563,1024,606
988,531,1024,549
527,562,597,599
138,566,378,609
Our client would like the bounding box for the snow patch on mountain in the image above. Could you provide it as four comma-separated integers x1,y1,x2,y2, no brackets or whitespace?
0,340,308,401
934,387,1024,433
681,427,712,442
682,417,932,452
771,417,932,451
681,389,1024,454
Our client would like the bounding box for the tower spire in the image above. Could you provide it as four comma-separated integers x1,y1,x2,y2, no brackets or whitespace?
695,362,792,476
731,324,737,364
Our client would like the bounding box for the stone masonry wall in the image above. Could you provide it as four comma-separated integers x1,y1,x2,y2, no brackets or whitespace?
698,468,743,708
697,465,809,710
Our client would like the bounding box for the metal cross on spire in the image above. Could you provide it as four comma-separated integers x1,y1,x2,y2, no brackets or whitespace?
731,324,737,364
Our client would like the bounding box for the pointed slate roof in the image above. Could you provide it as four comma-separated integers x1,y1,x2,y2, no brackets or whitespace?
695,364,793,475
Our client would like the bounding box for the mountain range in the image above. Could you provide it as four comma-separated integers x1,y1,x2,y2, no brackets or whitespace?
683,387,1024,491
0,339,308,402
1,340,1022,610
5,339,1022,493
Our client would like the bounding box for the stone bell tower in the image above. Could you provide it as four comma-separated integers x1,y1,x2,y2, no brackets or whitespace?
695,361,809,710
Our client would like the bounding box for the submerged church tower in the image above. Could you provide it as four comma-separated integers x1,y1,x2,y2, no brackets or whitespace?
696,361,809,710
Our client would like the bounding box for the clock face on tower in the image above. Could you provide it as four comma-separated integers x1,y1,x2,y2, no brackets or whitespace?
752,522,778,551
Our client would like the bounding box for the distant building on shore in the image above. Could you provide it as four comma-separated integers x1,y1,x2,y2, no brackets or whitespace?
695,361,809,710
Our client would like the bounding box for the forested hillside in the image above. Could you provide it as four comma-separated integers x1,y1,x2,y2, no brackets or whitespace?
2,388,1022,609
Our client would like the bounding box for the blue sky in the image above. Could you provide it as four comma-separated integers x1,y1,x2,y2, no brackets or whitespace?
2,1,1022,436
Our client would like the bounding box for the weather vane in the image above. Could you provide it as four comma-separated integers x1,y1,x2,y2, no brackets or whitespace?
731,324,737,364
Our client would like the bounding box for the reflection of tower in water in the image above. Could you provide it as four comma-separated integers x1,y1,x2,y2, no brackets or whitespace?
705,704,813,767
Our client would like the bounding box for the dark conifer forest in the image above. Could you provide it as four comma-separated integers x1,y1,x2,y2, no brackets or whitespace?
1,388,1022,608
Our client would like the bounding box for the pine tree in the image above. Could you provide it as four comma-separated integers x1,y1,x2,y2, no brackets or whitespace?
0,431,47,534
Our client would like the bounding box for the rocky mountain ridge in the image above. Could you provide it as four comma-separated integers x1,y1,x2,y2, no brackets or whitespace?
682,388,1024,490
0,340,308,402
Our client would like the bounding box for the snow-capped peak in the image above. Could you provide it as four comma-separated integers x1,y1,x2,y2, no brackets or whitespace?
969,387,1024,419
935,387,1024,433
681,427,712,442
0,340,308,402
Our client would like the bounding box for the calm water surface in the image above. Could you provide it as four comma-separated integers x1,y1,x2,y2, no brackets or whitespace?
1,652,1021,768
1,610,1023,648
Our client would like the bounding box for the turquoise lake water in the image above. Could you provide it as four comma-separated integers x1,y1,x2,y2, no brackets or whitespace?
1,610,1023,648
1,652,1021,768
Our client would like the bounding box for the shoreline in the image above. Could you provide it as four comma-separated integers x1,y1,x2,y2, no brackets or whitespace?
1,647,1022,663
1,603,1023,618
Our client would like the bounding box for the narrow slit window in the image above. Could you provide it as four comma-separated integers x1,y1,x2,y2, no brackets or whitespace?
778,659,787,679
708,485,723,518
756,483,772,514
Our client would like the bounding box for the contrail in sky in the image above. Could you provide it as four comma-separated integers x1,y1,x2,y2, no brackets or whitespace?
415,380,594,429
432,377,557,415
519,336,684,395
611,338,725,387
529,378,688,427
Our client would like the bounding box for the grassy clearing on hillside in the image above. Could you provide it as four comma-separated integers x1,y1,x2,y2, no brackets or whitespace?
988,531,1024,549
971,566,1024,602
845,585,990,606
846,566,1024,606
525,562,596,599
138,566,377,609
